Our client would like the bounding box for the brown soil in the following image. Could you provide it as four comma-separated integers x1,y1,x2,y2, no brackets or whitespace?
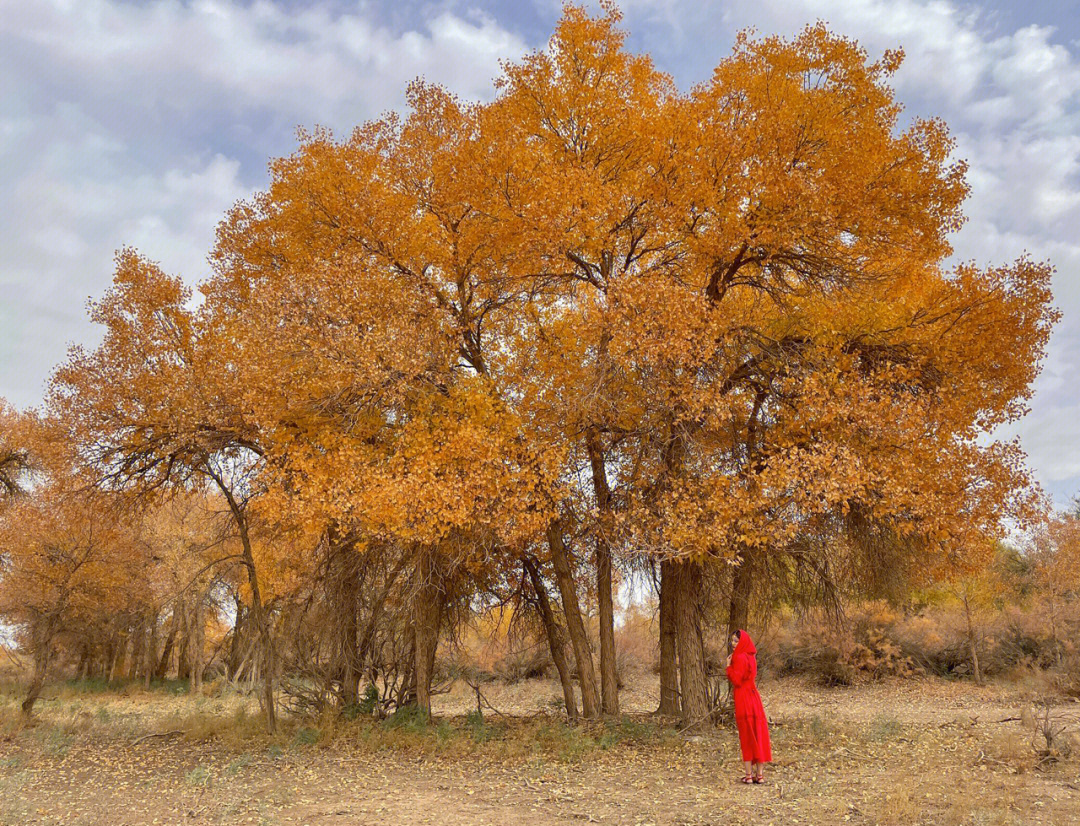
1,675,1078,825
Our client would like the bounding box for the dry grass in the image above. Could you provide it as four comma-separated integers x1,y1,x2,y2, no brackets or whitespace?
1,673,1078,825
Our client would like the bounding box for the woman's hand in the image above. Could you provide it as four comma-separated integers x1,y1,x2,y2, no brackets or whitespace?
725,653,732,668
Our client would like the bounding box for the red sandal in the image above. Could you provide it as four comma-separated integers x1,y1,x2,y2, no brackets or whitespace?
752,775,766,784
741,775,754,784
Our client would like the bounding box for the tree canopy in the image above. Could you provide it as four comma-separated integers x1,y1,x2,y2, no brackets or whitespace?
1,4,1059,726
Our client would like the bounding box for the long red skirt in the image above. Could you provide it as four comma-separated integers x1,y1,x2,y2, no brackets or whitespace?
735,707,772,763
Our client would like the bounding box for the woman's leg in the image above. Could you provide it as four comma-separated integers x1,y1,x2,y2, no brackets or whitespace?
743,760,752,780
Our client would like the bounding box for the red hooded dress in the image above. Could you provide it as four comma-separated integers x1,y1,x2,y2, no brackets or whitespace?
725,630,772,763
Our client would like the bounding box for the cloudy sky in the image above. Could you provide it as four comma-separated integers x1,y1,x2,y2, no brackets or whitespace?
2,0,1079,505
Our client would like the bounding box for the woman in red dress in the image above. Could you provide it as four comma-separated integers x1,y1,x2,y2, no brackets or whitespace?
726,629,772,784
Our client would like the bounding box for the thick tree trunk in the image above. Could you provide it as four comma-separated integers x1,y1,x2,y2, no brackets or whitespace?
413,548,443,719
341,644,361,708
128,619,146,680
595,539,617,714
673,559,709,728
190,598,204,693
177,601,191,682
727,550,754,644
402,633,419,709
424,592,445,696
546,521,601,718
21,618,56,716
98,637,114,681
95,644,110,679
358,553,408,682
585,429,619,715
144,614,158,689
22,647,49,716
524,557,579,720
227,596,245,681
256,622,276,733
76,641,91,681
156,612,178,680
654,420,687,717
328,529,361,708
656,559,680,716
109,628,129,683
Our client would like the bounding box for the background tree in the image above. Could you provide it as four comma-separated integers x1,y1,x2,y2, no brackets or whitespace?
0,420,145,714
1030,510,1080,666
49,251,280,730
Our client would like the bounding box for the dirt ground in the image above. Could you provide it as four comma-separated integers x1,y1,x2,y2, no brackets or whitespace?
2,675,1079,826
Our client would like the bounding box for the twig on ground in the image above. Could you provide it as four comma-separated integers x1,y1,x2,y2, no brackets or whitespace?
677,709,722,734
1034,754,1058,771
475,685,510,720
458,675,510,720
975,749,1011,768
132,729,184,745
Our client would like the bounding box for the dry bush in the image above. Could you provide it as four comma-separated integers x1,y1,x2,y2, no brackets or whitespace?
766,591,1080,690
164,707,261,745
771,602,917,685
489,644,552,684
998,597,1080,694
614,604,658,676
0,703,29,737
871,785,921,826
448,609,553,685
768,614,854,685
1027,699,1075,768
845,602,919,679
1056,647,1080,696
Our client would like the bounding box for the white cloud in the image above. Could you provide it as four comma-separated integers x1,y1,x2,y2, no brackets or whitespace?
0,109,248,405
3,0,1080,507
2,1,526,139
0,0,528,409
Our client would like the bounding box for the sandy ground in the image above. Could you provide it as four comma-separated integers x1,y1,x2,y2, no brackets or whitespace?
2,675,1079,826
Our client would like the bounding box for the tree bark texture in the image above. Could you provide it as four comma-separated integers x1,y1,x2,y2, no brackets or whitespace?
657,559,681,716
673,559,709,728
412,548,445,719
21,617,56,716
546,521,601,718
525,556,579,720
585,429,619,715
727,550,754,644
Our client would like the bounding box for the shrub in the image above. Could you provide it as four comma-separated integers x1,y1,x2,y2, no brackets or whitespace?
492,645,551,684
442,610,554,686
360,683,380,713
765,595,1080,685
772,602,917,684
382,704,430,733
867,713,903,742
615,604,659,676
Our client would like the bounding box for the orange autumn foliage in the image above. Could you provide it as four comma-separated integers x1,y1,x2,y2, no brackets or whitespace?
22,4,1059,723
